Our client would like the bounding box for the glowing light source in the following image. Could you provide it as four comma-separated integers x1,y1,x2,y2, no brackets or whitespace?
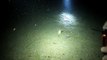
62,13,72,21
59,12,76,26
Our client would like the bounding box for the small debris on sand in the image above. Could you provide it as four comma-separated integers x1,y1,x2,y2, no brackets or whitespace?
58,30,63,35
48,56,51,58
53,42,56,44
63,53,65,55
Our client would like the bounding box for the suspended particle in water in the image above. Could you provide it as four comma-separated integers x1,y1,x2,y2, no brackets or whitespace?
35,24,37,27
13,28,16,31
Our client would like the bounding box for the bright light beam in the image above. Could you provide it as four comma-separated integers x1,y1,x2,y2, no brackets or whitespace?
63,0,71,12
